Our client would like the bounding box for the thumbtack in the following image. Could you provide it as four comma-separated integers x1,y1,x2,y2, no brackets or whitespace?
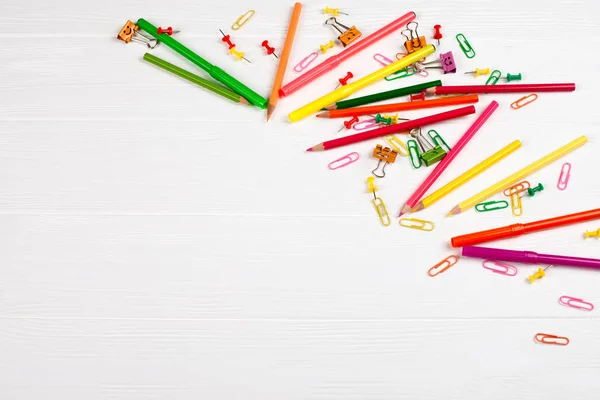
528,266,552,283
367,176,378,199
261,40,279,59
219,29,236,49
464,68,490,76
505,73,522,82
229,48,251,63
320,40,335,54
585,229,600,238
410,91,426,102
375,114,392,126
335,71,353,88
433,24,443,45
525,183,544,197
324,6,349,16
157,26,180,35
383,114,401,124
338,116,359,132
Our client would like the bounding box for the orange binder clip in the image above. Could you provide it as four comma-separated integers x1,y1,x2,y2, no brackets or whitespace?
402,22,427,54
325,17,362,47
534,333,569,346
117,20,158,48
371,145,398,178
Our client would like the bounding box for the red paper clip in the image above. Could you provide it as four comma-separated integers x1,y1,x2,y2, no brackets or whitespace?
534,333,570,346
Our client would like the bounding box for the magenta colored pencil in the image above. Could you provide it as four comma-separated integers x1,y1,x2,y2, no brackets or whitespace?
462,246,600,269
279,11,416,98
427,83,576,95
398,101,499,216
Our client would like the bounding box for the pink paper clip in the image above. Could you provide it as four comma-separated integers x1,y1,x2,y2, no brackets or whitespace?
557,162,571,191
328,152,360,170
353,118,381,131
373,53,394,67
559,296,594,311
482,260,517,276
293,51,318,73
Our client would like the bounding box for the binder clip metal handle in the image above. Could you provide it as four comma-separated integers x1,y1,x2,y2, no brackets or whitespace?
325,17,350,35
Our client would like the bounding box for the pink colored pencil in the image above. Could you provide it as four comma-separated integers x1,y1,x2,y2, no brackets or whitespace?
398,101,499,216
279,11,416,98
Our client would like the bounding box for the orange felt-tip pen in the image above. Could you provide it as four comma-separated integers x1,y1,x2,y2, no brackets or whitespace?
451,208,600,247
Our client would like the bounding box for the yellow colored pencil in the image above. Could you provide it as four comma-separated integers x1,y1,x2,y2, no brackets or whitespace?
288,44,435,122
448,136,588,215
413,140,522,212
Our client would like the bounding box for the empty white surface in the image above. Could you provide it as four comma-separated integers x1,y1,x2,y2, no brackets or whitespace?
1,0,600,398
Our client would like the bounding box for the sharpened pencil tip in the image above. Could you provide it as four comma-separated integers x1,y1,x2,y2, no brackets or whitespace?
306,148,313,152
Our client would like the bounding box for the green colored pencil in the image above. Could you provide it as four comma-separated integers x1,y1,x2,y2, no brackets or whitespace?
136,18,267,109
143,53,249,105
326,80,442,110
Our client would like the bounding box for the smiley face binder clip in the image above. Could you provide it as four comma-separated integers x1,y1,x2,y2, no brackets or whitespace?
325,17,362,47
117,20,158,49
371,144,399,178
415,51,456,74
402,21,427,54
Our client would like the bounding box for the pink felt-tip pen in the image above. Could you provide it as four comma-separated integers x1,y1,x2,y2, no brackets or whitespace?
462,246,600,269
279,11,417,98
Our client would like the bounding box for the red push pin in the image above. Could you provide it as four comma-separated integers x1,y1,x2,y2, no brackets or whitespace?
157,26,180,36
338,116,359,132
261,40,279,59
410,91,425,102
433,24,443,46
219,29,236,49
336,71,353,88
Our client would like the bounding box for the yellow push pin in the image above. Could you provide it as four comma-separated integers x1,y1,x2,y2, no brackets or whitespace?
383,114,400,125
585,228,600,238
229,48,251,63
367,176,378,195
528,266,552,284
320,40,335,54
324,6,349,16
464,68,491,77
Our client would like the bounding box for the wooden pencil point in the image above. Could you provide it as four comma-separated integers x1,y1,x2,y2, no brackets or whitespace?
326,104,337,110
307,143,324,152
240,97,250,105
399,204,412,217
315,112,329,118
266,103,275,121
448,206,461,216
425,87,437,95
412,202,425,212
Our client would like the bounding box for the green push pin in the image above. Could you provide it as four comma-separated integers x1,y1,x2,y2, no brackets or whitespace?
526,183,544,197
506,73,522,82
375,114,392,125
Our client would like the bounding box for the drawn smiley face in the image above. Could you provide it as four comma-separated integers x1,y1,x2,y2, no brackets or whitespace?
117,20,137,43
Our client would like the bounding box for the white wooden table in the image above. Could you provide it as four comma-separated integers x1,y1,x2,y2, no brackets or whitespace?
1,0,599,398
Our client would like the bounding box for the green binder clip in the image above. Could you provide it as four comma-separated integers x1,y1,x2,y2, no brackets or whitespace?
411,128,447,167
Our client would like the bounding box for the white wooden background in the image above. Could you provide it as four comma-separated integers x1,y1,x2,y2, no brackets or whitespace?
1,0,600,398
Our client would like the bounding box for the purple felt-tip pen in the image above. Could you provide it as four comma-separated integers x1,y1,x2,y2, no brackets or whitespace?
462,246,600,269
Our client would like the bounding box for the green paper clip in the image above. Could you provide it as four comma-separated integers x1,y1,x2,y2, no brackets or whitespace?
385,67,416,81
456,33,476,59
486,70,501,85
427,130,451,153
407,139,422,169
475,200,509,212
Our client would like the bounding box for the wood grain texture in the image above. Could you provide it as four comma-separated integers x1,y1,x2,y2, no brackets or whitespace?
1,0,600,398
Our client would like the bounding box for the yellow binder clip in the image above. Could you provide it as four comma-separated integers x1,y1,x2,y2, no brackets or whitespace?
399,218,434,231
231,10,255,31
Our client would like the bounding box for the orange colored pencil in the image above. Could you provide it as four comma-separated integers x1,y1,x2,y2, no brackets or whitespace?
316,94,479,119
267,2,302,121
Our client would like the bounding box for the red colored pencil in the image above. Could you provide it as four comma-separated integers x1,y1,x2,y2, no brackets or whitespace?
306,106,476,152
398,101,499,216
316,95,479,119
426,83,576,96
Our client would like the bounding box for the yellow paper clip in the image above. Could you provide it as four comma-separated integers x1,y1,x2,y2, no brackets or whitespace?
384,135,409,157
320,40,335,54
399,218,434,231
372,197,391,226
511,94,538,110
585,228,600,238
428,255,459,277
231,10,255,31
510,192,523,217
